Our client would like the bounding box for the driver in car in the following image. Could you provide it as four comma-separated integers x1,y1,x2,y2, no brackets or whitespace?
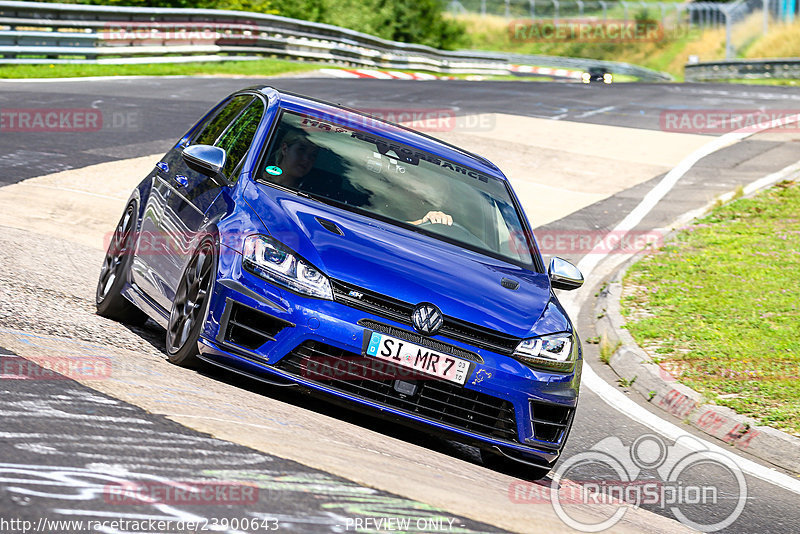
409,211,452,226
268,129,453,226
270,129,320,190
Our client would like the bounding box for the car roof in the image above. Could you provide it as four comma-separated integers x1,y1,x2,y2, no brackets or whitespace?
249,85,507,180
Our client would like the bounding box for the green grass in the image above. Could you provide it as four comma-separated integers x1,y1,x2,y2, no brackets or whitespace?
744,19,800,58
454,13,711,79
599,336,622,365
622,180,800,436
452,11,800,81
0,60,583,82
0,58,318,79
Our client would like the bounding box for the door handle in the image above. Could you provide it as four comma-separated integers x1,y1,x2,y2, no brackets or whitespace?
156,161,169,173
175,175,189,188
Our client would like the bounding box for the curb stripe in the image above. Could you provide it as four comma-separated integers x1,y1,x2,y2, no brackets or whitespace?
319,68,454,80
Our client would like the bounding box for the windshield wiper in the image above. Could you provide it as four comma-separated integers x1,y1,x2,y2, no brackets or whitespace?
256,178,327,203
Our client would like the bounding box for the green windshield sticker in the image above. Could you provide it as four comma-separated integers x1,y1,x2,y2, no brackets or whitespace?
265,166,283,176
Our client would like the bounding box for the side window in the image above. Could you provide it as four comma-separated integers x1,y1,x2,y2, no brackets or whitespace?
216,99,265,179
192,95,253,146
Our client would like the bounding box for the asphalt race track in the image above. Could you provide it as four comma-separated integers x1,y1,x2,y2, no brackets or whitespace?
1,76,799,533
4,77,800,184
0,346,503,533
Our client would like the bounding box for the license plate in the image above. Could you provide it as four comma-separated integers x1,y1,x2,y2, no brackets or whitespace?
364,331,471,385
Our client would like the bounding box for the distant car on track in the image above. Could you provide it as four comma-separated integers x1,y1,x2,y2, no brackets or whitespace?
582,67,612,84
96,86,584,478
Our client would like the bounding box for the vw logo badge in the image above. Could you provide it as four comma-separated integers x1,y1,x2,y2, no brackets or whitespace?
411,303,443,336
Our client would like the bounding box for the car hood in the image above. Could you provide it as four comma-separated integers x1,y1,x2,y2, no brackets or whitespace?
245,182,565,339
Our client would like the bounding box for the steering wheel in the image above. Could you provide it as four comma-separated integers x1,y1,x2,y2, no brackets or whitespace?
417,220,487,248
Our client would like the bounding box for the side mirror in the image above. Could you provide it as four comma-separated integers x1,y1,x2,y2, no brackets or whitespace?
182,144,227,181
548,257,584,291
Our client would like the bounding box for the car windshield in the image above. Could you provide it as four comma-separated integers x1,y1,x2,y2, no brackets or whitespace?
260,109,534,266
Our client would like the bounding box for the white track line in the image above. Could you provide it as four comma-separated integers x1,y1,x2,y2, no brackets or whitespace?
580,358,800,495
575,113,800,278
575,105,616,119
562,113,800,495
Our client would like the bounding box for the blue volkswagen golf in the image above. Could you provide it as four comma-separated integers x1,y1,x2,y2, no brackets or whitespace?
97,86,584,477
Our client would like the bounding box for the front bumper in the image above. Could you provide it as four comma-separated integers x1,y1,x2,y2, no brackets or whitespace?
199,267,581,466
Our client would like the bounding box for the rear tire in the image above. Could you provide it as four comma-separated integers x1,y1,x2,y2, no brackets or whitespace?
96,202,149,326
166,237,216,368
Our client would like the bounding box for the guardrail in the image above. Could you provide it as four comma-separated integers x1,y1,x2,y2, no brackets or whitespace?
0,0,671,81
685,59,800,81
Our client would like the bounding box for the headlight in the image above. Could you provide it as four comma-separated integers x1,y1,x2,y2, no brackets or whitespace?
513,333,576,372
242,235,332,300
582,73,590,83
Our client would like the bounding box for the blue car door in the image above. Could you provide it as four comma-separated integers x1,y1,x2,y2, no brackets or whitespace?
130,148,182,311
157,94,267,310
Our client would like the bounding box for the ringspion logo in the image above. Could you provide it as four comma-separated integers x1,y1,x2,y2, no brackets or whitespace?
516,434,749,532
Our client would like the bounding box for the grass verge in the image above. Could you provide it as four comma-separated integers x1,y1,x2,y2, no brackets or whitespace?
744,19,800,58
622,180,800,436
0,58,319,79
599,336,622,365
0,60,583,82
453,12,711,79
453,11,796,81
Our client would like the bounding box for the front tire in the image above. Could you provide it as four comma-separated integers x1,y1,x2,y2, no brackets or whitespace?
166,237,216,368
96,202,149,326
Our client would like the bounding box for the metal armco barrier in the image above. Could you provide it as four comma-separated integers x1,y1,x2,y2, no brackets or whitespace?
685,59,800,82
0,0,671,81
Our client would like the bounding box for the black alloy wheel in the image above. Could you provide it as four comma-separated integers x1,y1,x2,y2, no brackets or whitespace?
96,202,148,325
166,238,216,367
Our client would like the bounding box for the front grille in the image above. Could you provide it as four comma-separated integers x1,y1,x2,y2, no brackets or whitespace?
331,279,413,323
275,341,518,442
530,399,574,445
440,317,520,355
222,301,293,351
331,280,521,355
